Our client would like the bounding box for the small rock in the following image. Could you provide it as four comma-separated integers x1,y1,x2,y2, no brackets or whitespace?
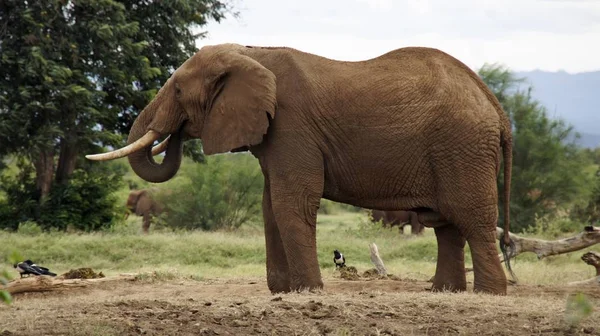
232,319,250,327
271,296,283,302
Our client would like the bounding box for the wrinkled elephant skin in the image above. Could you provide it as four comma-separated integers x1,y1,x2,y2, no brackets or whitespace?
89,44,513,296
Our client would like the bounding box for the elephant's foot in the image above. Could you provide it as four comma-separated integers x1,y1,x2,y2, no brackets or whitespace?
267,269,291,294
471,250,507,295
431,276,466,293
432,224,467,292
289,276,324,293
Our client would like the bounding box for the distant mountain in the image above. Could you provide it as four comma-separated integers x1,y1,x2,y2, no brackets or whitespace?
515,70,600,148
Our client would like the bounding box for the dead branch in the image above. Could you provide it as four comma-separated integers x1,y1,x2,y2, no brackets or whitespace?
3,273,137,295
566,251,600,287
566,277,600,287
369,243,387,276
496,225,600,261
581,251,600,276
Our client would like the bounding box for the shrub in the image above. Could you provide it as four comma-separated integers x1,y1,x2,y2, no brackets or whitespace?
0,162,125,231
525,211,585,238
17,220,43,235
155,153,263,231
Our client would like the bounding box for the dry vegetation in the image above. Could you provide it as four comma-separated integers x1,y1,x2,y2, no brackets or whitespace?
1,212,600,335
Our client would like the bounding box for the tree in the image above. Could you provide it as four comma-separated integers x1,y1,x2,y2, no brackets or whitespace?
0,0,230,228
479,64,596,232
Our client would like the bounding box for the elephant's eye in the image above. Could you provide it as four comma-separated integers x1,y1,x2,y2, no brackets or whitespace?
175,84,182,97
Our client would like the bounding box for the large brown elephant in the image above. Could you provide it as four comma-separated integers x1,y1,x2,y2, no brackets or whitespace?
371,210,425,235
125,189,164,234
87,43,513,295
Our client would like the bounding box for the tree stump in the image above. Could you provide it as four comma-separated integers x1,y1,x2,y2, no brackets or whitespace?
369,243,387,276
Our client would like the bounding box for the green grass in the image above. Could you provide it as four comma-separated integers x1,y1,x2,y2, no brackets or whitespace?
1,211,597,285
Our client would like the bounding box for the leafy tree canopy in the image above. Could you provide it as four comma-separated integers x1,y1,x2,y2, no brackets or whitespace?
0,0,231,229
479,64,596,231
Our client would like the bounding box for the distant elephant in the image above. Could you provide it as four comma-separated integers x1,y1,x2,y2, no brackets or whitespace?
125,189,164,234
87,43,514,295
371,210,425,235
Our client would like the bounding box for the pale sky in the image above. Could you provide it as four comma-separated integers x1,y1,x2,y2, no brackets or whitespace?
197,0,600,74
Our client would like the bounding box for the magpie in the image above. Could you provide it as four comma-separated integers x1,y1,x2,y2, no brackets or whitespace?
333,250,346,268
13,260,56,278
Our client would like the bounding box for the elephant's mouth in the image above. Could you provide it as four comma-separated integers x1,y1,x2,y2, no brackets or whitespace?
85,130,171,161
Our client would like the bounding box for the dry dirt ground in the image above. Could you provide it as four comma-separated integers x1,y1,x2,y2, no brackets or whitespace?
1,276,600,336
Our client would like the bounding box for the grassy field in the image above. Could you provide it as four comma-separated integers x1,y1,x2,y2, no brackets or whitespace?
2,211,600,335
1,211,597,285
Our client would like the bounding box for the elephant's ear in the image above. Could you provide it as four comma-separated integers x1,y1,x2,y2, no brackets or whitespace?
200,50,277,155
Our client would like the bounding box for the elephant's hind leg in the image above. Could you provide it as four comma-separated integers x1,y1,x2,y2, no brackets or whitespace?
433,225,467,292
262,180,291,293
464,218,507,295
419,212,467,292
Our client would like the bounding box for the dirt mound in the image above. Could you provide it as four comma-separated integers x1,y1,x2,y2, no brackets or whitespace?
337,266,402,281
338,266,360,280
61,267,105,279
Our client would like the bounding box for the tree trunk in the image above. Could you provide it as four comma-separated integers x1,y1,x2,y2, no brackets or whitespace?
33,149,55,202
55,138,77,185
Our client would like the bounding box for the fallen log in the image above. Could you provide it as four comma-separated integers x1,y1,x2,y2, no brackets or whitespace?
496,225,600,261
3,273,137,295
369,243,387,276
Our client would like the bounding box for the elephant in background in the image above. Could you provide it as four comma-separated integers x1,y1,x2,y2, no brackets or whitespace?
87,43,514,295
125,188,165,233
371,210,425,235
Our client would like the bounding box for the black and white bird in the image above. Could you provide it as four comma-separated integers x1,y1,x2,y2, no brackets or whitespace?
333,250,346,268
13,260,56,278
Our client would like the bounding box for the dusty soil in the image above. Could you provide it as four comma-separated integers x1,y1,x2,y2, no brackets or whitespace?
1,276,600,336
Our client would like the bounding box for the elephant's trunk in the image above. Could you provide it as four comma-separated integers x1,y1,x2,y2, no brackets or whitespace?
85,78,185,182
126,102,184,183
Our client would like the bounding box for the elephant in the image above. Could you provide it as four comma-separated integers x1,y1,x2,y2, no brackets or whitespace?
371,210,425,235
124,188,164,233
87,43,514,295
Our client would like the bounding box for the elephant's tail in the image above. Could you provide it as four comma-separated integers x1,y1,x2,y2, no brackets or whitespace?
500,118,517,282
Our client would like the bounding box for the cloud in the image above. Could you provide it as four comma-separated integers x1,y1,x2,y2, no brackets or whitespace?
197,0,600,73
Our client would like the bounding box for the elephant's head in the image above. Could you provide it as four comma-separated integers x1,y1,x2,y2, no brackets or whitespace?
86,44,277,182
125,190,145,215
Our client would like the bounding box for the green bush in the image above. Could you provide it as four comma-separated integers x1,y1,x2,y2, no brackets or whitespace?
0,162,125,231
155,153,263,231
525,211,585,238
17,220,43,235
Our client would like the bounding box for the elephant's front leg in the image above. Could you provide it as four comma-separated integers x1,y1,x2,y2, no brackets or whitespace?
142,213,151,234
262,180,291,293
269,181,323,292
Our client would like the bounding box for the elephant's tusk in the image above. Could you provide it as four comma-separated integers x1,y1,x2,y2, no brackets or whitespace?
151,135,170,156
85,130,162,161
